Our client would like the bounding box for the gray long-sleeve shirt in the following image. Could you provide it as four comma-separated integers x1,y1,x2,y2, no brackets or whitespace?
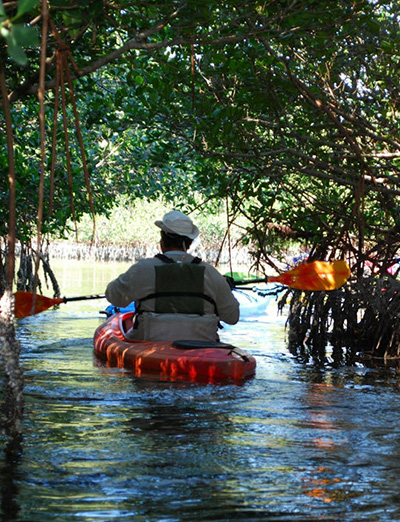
105,252,240,326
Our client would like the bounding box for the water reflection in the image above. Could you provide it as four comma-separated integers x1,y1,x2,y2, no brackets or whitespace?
2,261,400,521
299,383,350,504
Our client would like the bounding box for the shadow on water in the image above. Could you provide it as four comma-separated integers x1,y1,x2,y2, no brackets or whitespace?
0,438,23,522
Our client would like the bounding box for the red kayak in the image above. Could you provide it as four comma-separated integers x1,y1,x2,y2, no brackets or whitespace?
93,311,256,384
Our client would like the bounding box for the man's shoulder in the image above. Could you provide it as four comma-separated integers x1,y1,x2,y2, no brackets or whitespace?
131,257,161,268
201,261,225,279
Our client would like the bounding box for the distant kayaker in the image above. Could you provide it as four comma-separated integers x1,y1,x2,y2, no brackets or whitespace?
105,210,240,341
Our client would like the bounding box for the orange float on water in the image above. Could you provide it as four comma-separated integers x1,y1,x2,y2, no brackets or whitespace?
93,311,256,384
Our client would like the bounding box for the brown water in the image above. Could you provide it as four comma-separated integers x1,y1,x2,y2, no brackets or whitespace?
1,260,400,521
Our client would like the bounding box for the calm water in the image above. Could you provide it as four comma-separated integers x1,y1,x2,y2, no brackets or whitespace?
2,260,400,521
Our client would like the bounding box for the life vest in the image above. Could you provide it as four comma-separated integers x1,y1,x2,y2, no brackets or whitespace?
136,254,218,315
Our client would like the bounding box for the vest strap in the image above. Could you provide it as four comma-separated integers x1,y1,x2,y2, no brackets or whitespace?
138,291,218,314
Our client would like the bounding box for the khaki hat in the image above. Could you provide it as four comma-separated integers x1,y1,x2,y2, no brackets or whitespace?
155,210,199,239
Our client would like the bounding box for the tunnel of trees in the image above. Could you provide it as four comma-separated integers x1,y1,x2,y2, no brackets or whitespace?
1,0,400,374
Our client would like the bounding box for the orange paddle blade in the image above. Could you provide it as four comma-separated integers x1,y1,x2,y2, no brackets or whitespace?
14,291,64,318
268,260,350,291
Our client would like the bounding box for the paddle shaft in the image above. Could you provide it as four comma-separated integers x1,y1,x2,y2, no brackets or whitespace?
233,277,268,286
63,294,106,302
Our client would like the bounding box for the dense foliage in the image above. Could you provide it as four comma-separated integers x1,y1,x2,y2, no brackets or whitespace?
0,1,397,256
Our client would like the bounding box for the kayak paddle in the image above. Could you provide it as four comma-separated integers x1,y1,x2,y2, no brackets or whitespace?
231,260,350,291
13,291,106,318
11,260,350,318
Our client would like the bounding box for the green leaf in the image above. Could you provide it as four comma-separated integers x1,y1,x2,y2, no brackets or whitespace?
6,34,28,65
381,40,392,53
11,23,38,46
0,0,5,17
16,0,39,19
366,19,380,34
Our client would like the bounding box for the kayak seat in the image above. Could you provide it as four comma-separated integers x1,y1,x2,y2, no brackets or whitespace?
172,340,250,362
172,340,234,350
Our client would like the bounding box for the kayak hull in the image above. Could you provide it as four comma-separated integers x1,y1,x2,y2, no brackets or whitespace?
93,312,256,383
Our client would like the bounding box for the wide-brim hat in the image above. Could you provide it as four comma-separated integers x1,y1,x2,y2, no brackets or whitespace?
155,210,199,240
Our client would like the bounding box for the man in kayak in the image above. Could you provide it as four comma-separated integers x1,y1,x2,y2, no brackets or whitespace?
105,210,240,341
